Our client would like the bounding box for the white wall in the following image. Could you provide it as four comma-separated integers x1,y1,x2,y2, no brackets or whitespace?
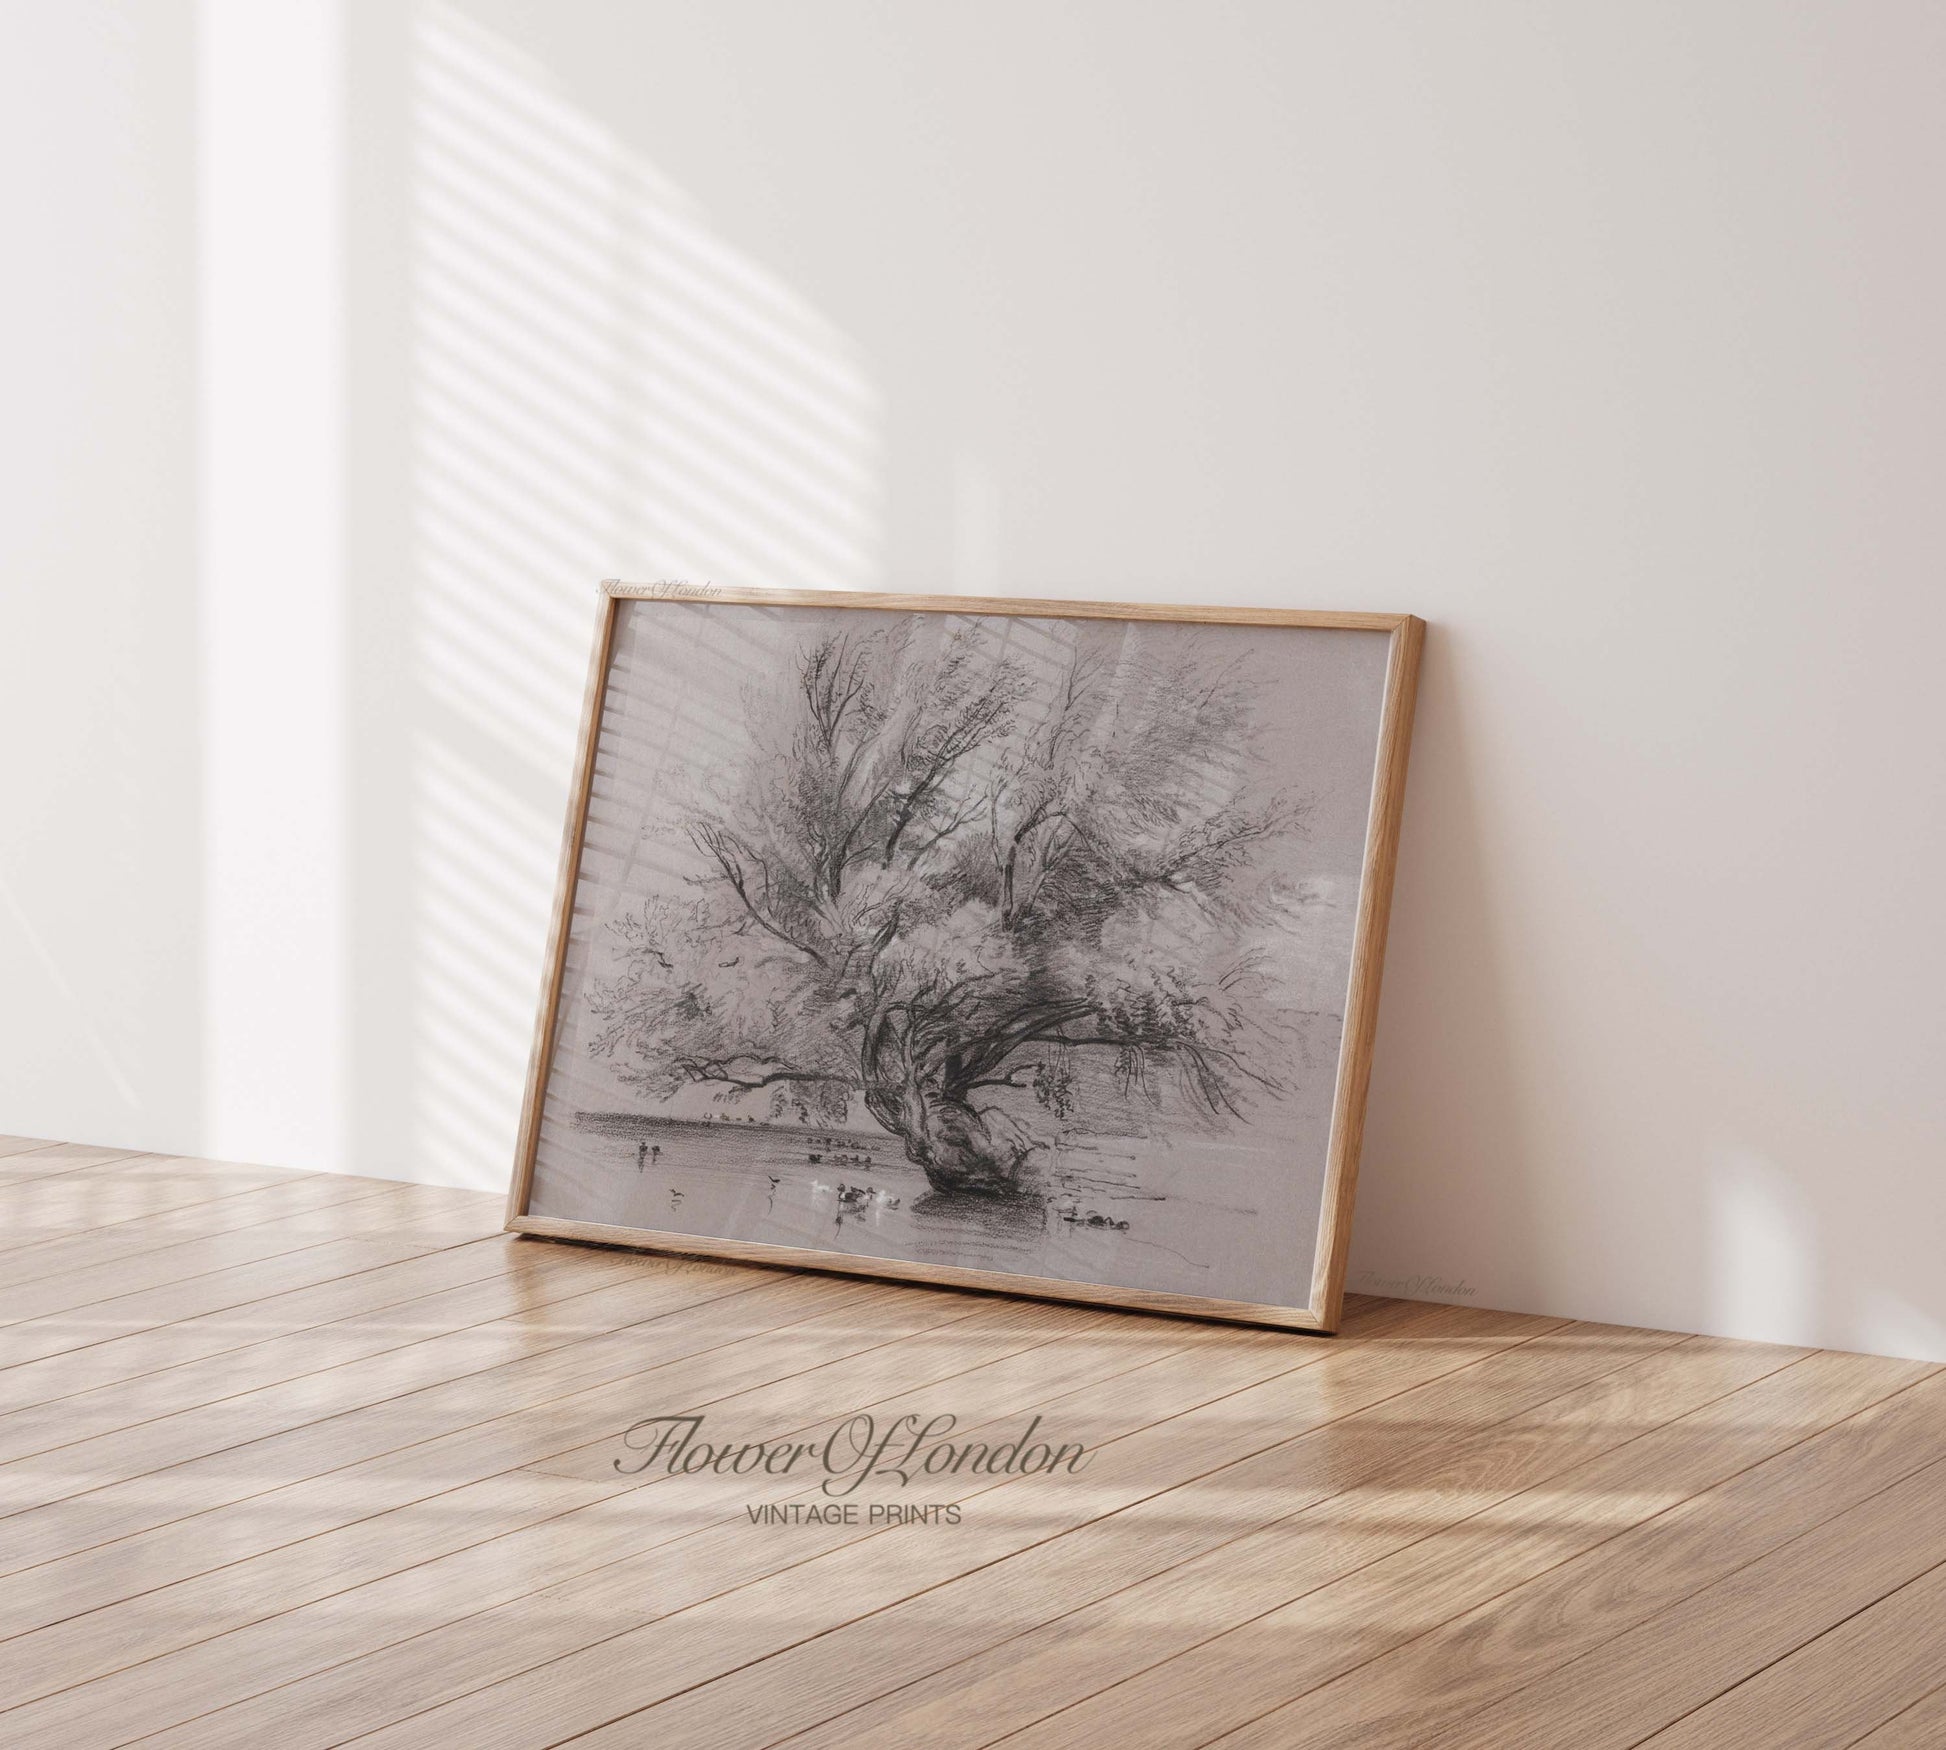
4,1,1943,1359
1,3,200,1151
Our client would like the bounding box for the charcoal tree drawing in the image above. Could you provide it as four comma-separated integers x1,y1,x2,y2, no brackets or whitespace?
518,594,1404,1322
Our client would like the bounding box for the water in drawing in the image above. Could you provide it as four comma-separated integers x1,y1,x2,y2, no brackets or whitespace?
528,601,1390,1308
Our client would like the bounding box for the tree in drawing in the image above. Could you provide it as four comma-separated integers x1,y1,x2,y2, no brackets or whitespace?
586,621,1307,1197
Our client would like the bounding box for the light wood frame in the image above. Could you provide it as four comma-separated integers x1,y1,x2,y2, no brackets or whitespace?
507,582,1423,1333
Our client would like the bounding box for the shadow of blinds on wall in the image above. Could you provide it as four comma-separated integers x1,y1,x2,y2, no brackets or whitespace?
401,4,882,1184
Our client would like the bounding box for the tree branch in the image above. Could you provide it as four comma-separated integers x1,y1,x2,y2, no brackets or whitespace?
963,1063,1042,1092
690,823,827,965
670,1055,853,1093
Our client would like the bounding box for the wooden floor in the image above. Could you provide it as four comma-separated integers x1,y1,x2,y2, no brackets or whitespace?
0,1144,1942,1750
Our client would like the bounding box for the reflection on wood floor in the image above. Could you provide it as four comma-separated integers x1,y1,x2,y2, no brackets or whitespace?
0,1135,1942,1748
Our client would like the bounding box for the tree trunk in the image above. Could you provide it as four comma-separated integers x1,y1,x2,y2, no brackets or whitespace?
865,1079,1029,1196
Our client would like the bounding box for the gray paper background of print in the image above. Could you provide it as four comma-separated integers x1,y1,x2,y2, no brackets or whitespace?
529,600,1389,1308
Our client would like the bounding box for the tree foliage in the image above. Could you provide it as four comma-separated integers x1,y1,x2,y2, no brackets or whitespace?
586,621,1306,1193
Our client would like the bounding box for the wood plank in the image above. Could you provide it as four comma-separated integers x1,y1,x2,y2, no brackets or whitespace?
103,1303,1393,1750
5,1296,1126,1749
0,1236,477,1369
771,1330,1802,1750
1634,1559,1946,1749
6,1299,1300,1750
0,1181,494,1327
0,1256,785,1594
0,1277,973,1710
0,1234,531,1414
1852,1683,1946,1747
0,1252,750,1516
0,1155,310,1255
552,1317,1677,1750
0,1138,61,1159
6,1153,1945,1750
0,1184,501,1368
1424,1456,1946,1749
320,1303,1558,1750
992,1346,1932,1750
0,1167,408,1283
0,1144,154,1190
0,1237,648,1468
1193,1359,1946,1750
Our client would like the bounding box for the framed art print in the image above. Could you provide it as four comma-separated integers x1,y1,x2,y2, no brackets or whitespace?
507,584,1422,1332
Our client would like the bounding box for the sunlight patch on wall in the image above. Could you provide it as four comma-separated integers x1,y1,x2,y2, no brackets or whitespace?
403,3,881,1183
1707,1147,1818,1348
